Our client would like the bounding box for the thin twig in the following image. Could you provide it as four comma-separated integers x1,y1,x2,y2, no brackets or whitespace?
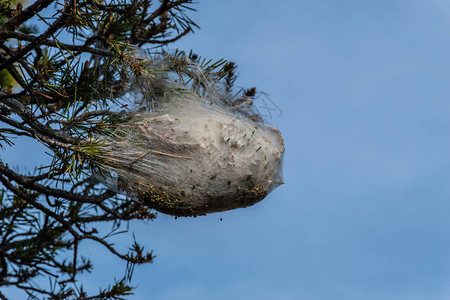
0,31,114,57
150,149,192,160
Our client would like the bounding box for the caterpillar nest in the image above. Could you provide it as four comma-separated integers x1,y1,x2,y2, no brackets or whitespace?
95,54,284,216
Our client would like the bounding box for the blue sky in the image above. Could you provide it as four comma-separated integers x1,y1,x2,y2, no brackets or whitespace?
4,0,450,299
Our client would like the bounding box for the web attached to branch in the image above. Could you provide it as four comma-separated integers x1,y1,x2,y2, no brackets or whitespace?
94,53,285,216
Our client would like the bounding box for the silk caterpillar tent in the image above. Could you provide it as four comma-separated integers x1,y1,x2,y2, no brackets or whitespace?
93,53,285,216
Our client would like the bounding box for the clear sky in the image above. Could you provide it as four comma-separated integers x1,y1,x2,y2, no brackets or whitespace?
4,0,450,299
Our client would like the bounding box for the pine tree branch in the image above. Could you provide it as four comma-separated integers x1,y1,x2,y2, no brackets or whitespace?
0,0,75,70
0,290,8,300
0,0,203,297
0,162,115,203
4,0,55,30
0,31,114,57
139,27,191,46
0,97,78,144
